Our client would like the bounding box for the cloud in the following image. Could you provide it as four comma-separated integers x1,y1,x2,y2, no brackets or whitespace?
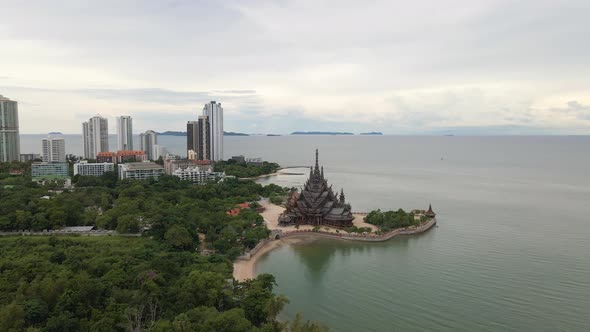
1,0,589,134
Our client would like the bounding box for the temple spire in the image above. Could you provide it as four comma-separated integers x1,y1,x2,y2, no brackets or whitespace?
321,166,324,179
315,149,320,172
339,188,345,204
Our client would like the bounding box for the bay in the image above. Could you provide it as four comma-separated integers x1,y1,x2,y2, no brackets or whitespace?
20,134,590,331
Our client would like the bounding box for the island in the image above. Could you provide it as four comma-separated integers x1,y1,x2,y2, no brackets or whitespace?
158,131,250,136
360,132,383,135
291,131,354,135
48,132,63,135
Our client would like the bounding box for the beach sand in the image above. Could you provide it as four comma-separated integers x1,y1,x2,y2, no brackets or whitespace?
233,201,378,281
233,236,315,281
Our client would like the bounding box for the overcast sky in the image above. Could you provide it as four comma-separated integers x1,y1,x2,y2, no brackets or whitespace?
1,0,590,134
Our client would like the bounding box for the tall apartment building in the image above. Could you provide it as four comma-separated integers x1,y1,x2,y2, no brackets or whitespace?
74,161,115,177
42,136,66,162
139,130,158,160
202,101,223,161
117,116,133,151
83,116,109,159
0,95,20,162
187,115,210,160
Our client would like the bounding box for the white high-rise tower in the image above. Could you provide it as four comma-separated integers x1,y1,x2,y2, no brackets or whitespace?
202,101,223,161
42,136,66,162
82,115,109,159
117,116,133,151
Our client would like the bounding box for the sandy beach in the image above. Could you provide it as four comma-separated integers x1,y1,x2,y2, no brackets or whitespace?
233,201,378,281
233,236,314,281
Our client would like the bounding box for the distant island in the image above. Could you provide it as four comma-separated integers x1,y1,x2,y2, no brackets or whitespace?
224,131,249,136
158,131,249,136
360,132,383,135
48,132,63,135
267,134,281,136
291,131,354,135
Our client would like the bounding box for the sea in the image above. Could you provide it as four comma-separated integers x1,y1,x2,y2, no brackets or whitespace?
19,134,590,331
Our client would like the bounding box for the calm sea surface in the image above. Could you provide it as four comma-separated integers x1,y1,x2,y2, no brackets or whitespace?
20,135,590,331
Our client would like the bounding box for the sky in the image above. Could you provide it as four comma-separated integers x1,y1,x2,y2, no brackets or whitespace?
1,0,590,135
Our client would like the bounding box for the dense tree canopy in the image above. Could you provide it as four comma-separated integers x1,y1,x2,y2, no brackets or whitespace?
0,162,327,331
364,209,418,232
214,160,281,178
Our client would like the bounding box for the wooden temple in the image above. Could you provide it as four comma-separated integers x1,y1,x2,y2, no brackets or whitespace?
279,149,354,228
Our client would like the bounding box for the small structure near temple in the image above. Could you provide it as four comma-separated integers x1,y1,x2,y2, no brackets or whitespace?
279,149,354,228
425,204,436,218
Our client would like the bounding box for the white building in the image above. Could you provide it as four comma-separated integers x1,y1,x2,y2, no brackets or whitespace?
202,101,223,161
172,166,222,184
83,115,109,159
140,130,158,160
74,161,115,177
0,95,20,162
118,162,164,180
42,136,66,162
117,115,133,151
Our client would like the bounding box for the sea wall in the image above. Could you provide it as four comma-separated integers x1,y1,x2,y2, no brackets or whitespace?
281,218,437,242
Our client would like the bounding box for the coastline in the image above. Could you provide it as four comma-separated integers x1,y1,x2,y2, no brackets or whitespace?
239,166,309,180
233,201,437,281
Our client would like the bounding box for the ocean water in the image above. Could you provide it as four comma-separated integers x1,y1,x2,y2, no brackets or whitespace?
20,135,590,331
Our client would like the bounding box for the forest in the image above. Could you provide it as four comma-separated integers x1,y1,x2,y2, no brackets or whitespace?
0,161,327,331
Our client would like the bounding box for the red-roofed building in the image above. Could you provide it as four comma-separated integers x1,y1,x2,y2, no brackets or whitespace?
97,152,116,163
226,202,252,216
116,150,147,163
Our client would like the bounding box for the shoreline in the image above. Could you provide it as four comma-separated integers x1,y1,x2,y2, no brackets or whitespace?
233,214,437,281
239,166,309,180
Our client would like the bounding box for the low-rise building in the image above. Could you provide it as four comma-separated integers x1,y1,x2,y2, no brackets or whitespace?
97,152,116,163
171,166,223,184
74,161,115,177
31,162,69,180
118,162,164,181
116,150,147,163
20,153,41,162
164,156,212,175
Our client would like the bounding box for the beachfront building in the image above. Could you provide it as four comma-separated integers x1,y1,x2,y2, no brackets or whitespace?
117,115,133,151
118,162,164,180
0,95,20,162
172,166,223,184
82,115,109,159
31,162,69,180
74,161,115,177
42,136,66,163
202,101,223,161
279,149,354,228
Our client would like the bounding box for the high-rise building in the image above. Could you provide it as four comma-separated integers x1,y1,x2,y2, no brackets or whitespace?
42,136,66,162
139,130,158,160
82,115,109,159
117,116,133,151
202,101,223,161
0,95,20,162
187,116,210,160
